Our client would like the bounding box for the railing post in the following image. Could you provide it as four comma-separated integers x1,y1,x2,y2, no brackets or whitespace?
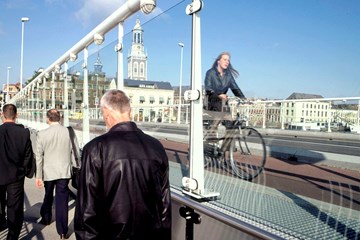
116,22,124,90
82,47,90,145
31,84,34,123
36,80,40,121
262,103,266,128
51,71,56,108
327,101,332,132
179,206,201,240
63,62,69,127
182,0,219,199
43,76,47,124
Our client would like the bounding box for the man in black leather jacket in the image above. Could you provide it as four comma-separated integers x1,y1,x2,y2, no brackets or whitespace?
74,90,171,240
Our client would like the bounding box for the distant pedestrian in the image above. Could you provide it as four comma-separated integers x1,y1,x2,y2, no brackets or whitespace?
0,104,34,240
35,109,77,239
74,89,171,239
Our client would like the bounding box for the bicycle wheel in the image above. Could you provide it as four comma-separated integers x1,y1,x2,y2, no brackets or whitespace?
229,127,266,180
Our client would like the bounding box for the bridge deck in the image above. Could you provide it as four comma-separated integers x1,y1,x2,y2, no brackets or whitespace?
1,121,358,240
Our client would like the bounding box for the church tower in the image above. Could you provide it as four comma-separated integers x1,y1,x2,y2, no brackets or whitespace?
127,18,147,80
94,51,103,74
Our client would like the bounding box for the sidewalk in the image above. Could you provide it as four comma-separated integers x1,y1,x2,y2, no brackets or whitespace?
0,177,77,240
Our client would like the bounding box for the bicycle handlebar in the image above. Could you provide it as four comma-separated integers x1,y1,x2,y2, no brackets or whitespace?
228,97,253,106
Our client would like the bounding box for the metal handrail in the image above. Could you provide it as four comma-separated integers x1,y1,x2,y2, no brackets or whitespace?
171,188,286,240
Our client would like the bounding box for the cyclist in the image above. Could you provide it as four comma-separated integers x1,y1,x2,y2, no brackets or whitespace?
204,51,246,130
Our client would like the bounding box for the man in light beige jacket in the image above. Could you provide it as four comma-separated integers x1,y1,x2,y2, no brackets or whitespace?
35,109,77,239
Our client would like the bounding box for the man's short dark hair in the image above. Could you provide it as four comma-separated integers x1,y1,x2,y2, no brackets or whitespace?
2,104,17,120
47,109,61,122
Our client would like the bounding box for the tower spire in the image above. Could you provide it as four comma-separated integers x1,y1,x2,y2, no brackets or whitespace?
94,50,103,73
127,18,147,80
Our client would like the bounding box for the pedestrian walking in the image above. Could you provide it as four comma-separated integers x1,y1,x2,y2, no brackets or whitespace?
35,109,78,239
74,89,171,239
0,104,34,240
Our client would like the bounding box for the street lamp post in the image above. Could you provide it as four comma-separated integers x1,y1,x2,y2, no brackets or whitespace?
95,74,99,119
177,42,184,124
6,67,11,102
20,17,30,91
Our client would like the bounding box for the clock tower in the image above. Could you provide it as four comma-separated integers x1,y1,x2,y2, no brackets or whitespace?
128,18,147,80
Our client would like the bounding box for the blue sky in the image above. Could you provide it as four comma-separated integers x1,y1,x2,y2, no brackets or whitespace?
1,0,359,99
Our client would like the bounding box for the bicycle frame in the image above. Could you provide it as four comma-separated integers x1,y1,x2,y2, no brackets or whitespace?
204,114,245,156
203,103,267,180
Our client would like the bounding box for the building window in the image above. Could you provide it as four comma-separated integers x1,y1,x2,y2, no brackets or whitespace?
139,96,145,104
150,96,155,104
134,62,138,76
140,62,145,77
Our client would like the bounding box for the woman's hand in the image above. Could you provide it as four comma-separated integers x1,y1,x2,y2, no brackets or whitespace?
218,94,228,100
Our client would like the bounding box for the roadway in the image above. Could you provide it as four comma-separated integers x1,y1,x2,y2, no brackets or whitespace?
263,134,360,156
76,119,360,169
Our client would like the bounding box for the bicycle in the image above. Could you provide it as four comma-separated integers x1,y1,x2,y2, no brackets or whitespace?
203,99,267,181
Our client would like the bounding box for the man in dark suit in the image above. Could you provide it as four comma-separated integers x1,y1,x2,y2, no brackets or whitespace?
0,104,33,240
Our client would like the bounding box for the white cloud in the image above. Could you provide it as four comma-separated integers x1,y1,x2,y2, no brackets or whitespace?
74,0,126,27
72,0,171,30
4,0,37,9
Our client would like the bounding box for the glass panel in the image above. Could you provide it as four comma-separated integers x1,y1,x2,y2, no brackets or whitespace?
10,0,360,239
